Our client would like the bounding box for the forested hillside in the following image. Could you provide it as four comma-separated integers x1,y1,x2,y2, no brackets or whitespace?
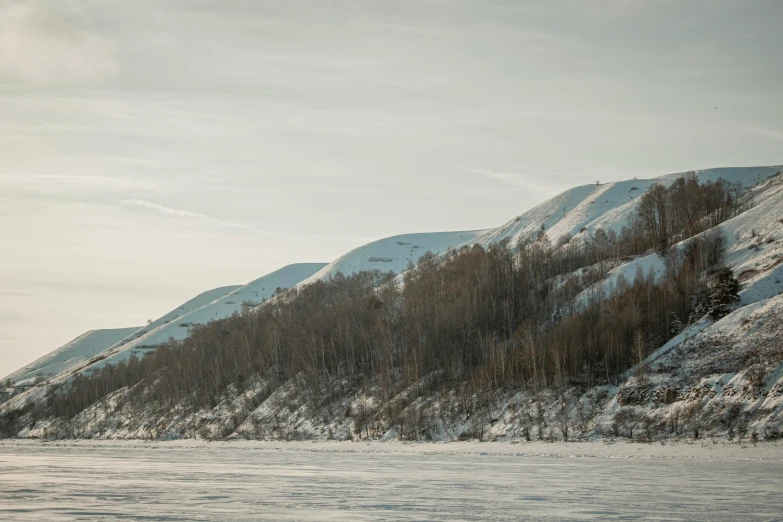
2,169,782,443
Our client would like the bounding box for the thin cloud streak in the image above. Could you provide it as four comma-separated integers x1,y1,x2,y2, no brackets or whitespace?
461,167,562,196
120,199,275,236
730,123,783,143
0,173,164,191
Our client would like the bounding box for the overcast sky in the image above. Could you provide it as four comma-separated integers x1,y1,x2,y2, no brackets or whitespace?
2,0,782,377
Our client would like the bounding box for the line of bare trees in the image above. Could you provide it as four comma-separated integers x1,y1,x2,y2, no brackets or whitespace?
629,173,746,253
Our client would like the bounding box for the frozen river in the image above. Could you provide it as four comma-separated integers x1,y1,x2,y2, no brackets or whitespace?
0,440,781,521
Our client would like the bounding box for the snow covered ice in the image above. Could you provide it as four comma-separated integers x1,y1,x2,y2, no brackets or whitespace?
0,440,781,521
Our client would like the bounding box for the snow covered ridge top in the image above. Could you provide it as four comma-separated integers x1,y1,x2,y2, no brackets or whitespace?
474,165,783,249
2,328,142,387
0,285,240,387
303,166,782,292
1,265,326,388
96,262,329,368
297,231,489,288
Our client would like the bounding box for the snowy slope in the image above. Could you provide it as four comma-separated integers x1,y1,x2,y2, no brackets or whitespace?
94,263,327,367
0,263,327,411
3,164,781,412
3,285,242,387
298,231,488,287
4,164,783,442
722,176,783,305
475,166,782,248
114,285,242,347
2,328,141,386
298,169,777,290
570,170,783,308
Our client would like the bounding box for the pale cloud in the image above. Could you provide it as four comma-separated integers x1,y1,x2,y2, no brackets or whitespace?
0,173,165,193
0,2,117,83
460,167,561,196
584,0,653,15
731,123,783,143
672,69,747,80
120,199,274,235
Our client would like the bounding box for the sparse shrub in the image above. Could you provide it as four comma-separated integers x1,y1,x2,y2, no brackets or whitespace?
613,407,640,439
682,402,704,439
640,412,659,442
763,427,781,440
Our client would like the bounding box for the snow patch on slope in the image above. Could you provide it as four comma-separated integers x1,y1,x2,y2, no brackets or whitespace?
572,254,667,308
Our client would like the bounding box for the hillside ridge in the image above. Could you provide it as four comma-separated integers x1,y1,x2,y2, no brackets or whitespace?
3,164,782,444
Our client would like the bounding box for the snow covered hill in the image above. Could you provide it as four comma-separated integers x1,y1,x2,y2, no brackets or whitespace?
1,264,325,406
300,166,780,294
3,328,141,387
92,263,328,368
569,168,783,309
474,166,782,249
0,286,241,387
298,231,488,288
295,166,779,295
3,164,783,444
7,165,782,386
114,285,242,348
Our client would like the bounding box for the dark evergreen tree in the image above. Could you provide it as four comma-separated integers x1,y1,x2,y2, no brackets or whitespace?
709,266,741,319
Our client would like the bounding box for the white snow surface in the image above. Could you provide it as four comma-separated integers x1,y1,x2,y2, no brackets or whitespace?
2,328,141,386
1,286,241,386
474,165,782,248
112,285,241,347
298,231,487,287
298,165,781,303
569,167,783,309
0,440,781,521
92,263,326,368
722,175,783,305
